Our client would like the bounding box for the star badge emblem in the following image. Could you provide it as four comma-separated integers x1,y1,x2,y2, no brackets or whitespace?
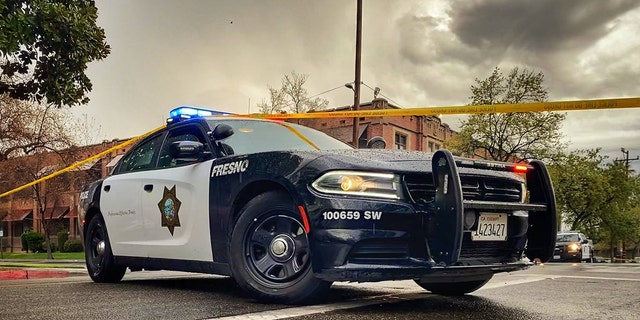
157,185,182,236
438,157,447,167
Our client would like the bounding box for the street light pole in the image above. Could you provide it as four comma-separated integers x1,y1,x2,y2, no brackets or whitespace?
351,0,362,148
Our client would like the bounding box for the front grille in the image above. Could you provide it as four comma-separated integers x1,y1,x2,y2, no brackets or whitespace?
460,176,522,202
348,239,409,262
404,173,436,205
459,233,512,259
403,174,522,204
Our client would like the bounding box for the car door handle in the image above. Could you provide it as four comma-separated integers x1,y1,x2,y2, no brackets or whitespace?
103,185,111,192
144,184,153,192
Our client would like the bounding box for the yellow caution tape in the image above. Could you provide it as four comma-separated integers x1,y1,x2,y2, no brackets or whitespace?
243,97,640,119
0,125,166,200
1,96,639,201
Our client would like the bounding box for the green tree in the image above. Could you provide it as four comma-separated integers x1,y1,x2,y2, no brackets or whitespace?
258,71,329,114
549,149,640,259
0,0,110,107
448,67,566,162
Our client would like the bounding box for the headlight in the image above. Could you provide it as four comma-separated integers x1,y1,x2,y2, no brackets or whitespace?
311,171,402,199
568,243,580,252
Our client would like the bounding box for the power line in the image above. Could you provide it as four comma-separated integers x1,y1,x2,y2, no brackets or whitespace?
307,85,345,100
361,81,405,107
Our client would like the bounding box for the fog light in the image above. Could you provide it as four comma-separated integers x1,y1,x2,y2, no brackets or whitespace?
464,210,477,230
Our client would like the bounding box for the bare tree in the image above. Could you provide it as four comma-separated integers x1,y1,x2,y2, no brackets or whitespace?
0,94,73,161
0,97,83,258
258,71,329,114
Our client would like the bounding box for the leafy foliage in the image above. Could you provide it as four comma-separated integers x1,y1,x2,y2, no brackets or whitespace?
21,231,45,253
57,230,69,252
0,0,110,107
258,71,329,114
549,149,640,258
63,239,83,252
448,67,566,162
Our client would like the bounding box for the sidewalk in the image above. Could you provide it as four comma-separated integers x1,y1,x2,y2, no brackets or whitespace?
0,259,87,280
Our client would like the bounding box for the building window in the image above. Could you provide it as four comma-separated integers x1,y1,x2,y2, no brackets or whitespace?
428,142,434,152
435,143,440,150
395,132,407,150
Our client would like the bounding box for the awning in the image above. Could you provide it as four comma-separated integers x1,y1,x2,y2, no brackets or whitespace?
41,206,70,220
106,155,124,168
73,159,100,171
66,208,78,219
2,209,33,222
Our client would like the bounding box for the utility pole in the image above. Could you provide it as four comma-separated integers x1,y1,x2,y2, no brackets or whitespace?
616,147,639,172
614,147,638,260
351,0,362,148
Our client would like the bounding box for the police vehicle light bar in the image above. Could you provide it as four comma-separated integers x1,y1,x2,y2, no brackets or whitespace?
168,106,233,123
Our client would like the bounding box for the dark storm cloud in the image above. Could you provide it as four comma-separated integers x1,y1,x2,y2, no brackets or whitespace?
449,0,640,51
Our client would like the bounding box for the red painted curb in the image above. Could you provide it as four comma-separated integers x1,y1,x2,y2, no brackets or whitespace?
0,270,27,280
26,270,70,279
0,269,69,280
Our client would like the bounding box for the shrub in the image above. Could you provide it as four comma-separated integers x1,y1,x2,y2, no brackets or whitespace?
63,239,84,252
22,231,45,253
57,231,69,252
49,241,58,252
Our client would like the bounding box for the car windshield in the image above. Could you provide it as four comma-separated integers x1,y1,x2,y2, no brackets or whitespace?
206,119,352,155
556,234,579,242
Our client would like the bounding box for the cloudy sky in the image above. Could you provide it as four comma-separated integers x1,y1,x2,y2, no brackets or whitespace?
77,0,640,168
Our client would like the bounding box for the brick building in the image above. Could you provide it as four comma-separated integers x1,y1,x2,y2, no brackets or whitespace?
0,139,130,252
297,98,456,151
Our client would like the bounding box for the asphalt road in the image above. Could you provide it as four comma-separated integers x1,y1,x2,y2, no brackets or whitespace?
0,263,639,320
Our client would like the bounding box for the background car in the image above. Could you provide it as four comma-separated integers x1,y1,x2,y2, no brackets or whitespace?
553,231,594,262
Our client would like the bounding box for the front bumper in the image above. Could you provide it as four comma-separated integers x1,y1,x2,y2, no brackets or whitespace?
303,150,555,282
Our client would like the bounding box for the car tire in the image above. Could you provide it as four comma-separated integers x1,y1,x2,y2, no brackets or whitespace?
415,276,492,295
84,215,126,283
229,191,331,304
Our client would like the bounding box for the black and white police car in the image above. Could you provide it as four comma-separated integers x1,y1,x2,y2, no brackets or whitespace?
553,231,594,262
78,106,557,304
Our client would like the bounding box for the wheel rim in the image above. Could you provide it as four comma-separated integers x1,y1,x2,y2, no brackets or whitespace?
245,214,309,283
88,223,106,274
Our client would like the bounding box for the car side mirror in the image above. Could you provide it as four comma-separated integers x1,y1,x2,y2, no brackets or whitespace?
170,141,205,163
211,124,234,141
582,239,589,244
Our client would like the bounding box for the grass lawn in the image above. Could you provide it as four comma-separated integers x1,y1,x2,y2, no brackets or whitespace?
0,252,85,260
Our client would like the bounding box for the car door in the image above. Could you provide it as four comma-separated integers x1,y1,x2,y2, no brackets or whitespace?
139,124,215,262
100,133,165,257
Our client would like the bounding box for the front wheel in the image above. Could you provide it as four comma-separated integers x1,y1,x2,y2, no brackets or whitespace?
415,276,492,295
229,191,331,304
84,215,126,283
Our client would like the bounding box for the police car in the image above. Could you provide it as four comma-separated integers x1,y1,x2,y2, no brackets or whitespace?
553,231,594,262
78,107,557,304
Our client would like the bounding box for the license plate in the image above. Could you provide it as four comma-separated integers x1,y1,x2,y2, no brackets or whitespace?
553,255,561,260
472,213,507,241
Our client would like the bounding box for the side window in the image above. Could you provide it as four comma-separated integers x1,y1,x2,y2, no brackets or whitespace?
118,134,164,173
157,125,208,168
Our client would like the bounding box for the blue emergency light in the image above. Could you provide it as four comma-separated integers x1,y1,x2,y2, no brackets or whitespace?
167,106,234,123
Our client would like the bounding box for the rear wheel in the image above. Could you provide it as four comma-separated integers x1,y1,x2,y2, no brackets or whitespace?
84,215,126,283
229,191,331,304
415,276,492,295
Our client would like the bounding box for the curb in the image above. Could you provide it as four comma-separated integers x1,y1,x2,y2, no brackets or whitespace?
0,269,70,280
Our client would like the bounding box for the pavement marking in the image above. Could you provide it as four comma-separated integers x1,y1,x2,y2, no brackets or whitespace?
209,292,426,320
546,275,640,282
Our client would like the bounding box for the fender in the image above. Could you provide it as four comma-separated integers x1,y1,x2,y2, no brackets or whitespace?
78,179,104,242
